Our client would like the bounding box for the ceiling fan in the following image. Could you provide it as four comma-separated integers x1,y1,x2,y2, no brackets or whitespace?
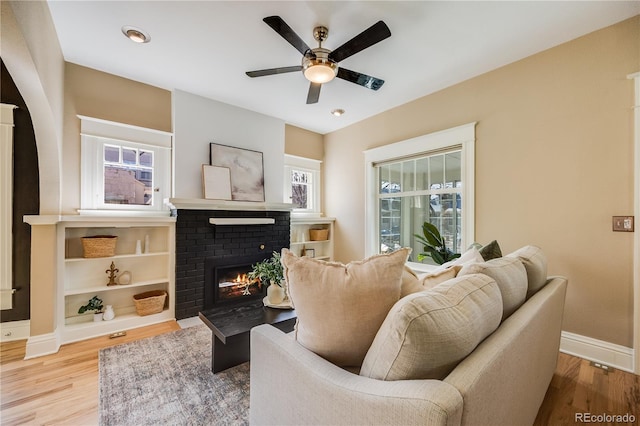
246,16,391,104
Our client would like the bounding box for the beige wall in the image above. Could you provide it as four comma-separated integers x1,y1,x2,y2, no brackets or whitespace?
285,124,326,212
324,16,639,348
62,63,172,213
285,124,324,160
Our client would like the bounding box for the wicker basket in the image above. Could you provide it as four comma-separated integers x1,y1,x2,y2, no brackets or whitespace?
309,228,329,241
133,290,167,316
81,235,117,258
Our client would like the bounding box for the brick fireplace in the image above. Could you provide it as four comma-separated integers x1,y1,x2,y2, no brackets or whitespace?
175,208,290,319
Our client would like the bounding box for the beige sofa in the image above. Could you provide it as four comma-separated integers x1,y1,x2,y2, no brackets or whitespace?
250,250,567,426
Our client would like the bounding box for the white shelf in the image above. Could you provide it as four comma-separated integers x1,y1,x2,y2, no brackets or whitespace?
65,251,169,263
209,218,275,225
290,217,335,261
58,219,175,345
290,240,329,246
64,279,169,296
62,309,174,344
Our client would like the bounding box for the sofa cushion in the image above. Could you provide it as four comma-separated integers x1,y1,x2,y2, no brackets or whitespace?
360,273,502,381
458,256,527,320
506,245,548,298
479,240,502,261
282,247,410,367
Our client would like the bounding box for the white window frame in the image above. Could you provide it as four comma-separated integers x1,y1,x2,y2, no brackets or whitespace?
364,122,476,270
79,116,172,215
284,154,322,218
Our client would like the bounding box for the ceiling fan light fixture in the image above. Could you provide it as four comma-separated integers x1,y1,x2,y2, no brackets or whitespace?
304,63,337,84
122,26,150,43
302,48,337,84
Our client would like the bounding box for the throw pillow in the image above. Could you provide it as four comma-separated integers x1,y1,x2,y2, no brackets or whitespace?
400,266,426,297
418,266,461,289
479,240,502,261
439,246,484,269
506,245,548,298
360,273,502,381
282,247,411,367
458,256,527,320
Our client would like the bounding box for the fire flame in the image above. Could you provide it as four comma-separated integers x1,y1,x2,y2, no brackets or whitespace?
234,273,249,284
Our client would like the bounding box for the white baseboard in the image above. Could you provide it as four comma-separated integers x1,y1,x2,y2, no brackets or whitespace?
24,331,60,359
560,331,635,373
0,320,30,342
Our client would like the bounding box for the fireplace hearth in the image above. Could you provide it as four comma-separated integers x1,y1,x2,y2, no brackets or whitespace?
175,209,290,319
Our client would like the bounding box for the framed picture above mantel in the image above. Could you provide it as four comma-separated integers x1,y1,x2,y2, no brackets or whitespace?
209,143,265,202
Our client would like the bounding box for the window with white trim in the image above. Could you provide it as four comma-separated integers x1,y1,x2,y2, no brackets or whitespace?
79,116,172,213
284,154,322,217
364,123,476,265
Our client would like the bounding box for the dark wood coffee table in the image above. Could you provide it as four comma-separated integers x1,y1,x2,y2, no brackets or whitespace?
199,299,296,373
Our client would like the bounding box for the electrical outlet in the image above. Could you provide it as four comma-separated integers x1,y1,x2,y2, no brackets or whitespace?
612,216,634,232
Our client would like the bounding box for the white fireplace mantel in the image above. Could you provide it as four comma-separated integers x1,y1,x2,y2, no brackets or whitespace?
167,198,293,212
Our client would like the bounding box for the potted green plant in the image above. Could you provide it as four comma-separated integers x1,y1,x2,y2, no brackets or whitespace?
78,295,104,322
248,251,285,304
414,221,461,265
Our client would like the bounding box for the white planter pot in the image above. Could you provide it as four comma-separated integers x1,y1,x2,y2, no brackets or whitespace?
267,284,285,305
93,313,103,322
103,305,115,321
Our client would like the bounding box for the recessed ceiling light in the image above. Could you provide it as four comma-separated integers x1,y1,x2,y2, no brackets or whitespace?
121,26,150,43
331,109,345,117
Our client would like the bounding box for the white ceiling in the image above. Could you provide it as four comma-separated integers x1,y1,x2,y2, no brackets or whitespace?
46,1,639,135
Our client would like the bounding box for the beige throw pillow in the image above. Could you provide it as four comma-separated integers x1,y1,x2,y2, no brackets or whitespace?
360,273,502,381
458,256,527,320
506,245,548,298
401,266,426,297
418,266,461,289
282,247,411,367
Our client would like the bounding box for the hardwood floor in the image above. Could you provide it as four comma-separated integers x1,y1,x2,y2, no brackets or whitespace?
534,353,639,425
1,325,638,425
0,321,180,425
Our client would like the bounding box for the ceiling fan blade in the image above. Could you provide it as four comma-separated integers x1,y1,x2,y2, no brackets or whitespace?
246,66,302,78
336,68,385,91
329,21,391,63
263,16,313,57
306,82,321,104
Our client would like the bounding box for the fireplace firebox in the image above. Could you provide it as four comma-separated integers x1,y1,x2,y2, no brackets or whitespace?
204,254,270,308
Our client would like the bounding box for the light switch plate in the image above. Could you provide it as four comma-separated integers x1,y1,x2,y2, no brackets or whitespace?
612,216,634,232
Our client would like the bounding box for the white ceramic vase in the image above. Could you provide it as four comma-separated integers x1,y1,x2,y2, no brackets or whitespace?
103,305,115,321
267,283,285,305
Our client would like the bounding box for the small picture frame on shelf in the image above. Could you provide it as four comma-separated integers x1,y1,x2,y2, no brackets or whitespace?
303,248,315,258
202,164,232,200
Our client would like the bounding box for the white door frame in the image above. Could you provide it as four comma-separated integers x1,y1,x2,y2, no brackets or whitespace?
629,72,640,374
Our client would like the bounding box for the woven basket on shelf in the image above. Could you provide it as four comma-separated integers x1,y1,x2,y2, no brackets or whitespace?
133,290,167,316
81,235,117,258
309,228,329,241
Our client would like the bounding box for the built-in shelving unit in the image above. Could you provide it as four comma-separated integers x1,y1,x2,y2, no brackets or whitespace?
58,216,175,344
290,217,335,261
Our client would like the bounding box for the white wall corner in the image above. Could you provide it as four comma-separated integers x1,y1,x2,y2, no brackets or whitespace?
24,330,60,359
560,331,634,373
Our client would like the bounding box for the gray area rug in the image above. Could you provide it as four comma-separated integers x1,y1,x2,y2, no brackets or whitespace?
99,325,249,426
